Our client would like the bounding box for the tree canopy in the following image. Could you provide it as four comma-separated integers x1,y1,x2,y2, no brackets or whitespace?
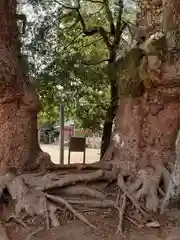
19,0,137,132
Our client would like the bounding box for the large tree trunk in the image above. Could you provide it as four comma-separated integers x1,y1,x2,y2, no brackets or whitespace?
112,0,180,212
0,0,50,175
114,94,180,173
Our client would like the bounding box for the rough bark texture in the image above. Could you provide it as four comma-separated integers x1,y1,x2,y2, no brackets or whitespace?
0,0,49,175
114,95,180,173
111,0,180,211
161,130,180,211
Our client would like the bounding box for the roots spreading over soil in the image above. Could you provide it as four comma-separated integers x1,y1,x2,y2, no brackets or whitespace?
0,157,172,239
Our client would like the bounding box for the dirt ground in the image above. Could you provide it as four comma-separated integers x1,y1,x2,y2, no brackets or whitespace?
1,145,180,240
40,144,100,164
3,206,180,240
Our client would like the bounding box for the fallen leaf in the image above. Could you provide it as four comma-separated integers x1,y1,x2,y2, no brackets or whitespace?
146,220,160,228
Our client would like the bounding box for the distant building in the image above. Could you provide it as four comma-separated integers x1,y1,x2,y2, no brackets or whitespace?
54,120,75,141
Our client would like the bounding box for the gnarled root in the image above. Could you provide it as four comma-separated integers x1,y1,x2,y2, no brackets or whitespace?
21,169,105,191
113,165,171,233
117,175,147,216
0,169,112,231
129,165,171,212
0,172,15,197
46,194,97,229
58,185,106,199
116,193,127,235
0,164,171,236
4,175,98,230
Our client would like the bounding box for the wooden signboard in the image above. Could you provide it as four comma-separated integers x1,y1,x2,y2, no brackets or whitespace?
68,137,86,164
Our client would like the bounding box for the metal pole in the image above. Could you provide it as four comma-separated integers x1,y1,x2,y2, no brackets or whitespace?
38,124,40,143
59,103,64,164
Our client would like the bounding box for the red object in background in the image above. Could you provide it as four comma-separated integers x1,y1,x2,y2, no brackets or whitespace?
64,125,74,141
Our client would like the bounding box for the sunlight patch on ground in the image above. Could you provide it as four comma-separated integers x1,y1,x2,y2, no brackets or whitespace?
40,144,100,164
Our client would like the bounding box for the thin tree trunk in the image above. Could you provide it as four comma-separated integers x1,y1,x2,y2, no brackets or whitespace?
100,80,117,159
0,0,50,175
100,107,114,159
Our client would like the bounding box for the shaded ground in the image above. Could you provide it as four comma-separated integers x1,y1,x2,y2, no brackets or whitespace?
40,144,100,164
3,206,180,240
1,145,179,240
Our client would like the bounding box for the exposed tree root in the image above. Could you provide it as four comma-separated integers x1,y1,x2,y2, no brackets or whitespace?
0,172,15,197
0,163,172,236
161,166,171,193
116,193,126,235
46,194,97,229
129,165,171,213
126,215,144,228
21,170,105,191
113,165,171,234
25,227,44,240
46,161,112,172
44,198,50,230
0,173,99,230
0,222,9,240
7,177,48,217
6,215,28,229
117,175,147,216
48,203,60,227
66,199,115,207
58,185,106,199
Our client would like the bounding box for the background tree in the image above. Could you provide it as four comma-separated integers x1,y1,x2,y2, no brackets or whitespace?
21,0,110,133
24,0,136,156
36,38,110,132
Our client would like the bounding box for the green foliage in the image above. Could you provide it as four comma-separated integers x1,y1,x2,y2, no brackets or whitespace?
35,43,110,131
21,0,137,132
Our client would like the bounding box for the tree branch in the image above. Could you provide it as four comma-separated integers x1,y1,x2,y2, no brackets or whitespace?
85,0,103,3
87,5,104,17
61,18,80,30
76,9,112,50
99,27,112,50
117,20,128,42
103,0,115,35
16,14,27,34
82,59,109,65
53,0,111,50
37,10,79,39
54,0,80,9
114,0,124,46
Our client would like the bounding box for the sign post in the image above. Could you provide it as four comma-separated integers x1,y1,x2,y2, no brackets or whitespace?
59,103,64,164
68,137,86,164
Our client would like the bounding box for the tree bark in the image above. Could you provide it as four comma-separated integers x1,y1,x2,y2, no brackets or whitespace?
161,130,180,211
0,0,50,175
114,93,180,173
112,0,180,212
